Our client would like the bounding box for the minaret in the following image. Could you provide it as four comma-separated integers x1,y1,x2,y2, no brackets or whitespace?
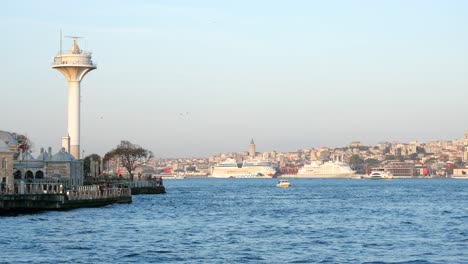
52,37,96,159
249,138,256,157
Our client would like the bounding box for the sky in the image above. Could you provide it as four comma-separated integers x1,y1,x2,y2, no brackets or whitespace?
1,0,468,158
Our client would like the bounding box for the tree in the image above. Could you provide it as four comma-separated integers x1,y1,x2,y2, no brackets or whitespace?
454,158,464,168
364,158,380,168
105,140,153,181
10,132,33,159
358,146,369,151
349,155,364,167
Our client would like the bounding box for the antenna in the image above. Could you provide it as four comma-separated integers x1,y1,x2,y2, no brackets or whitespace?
60,29,62,63
59,29,61,53
65,35,83,54
65,36,83,40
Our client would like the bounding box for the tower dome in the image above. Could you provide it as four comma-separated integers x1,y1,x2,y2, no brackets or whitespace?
51,148,76,161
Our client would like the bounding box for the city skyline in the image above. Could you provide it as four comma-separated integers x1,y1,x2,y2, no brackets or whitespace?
2,1,468,157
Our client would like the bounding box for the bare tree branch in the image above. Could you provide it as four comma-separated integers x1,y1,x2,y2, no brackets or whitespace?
104,140,152,181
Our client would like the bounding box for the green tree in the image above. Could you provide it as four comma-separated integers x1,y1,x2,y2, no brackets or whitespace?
454,158,464,168
364,158,380,168
349,155,364,166
105,140,153,181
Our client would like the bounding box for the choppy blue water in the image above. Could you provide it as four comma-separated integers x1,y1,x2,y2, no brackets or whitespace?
1,179,468,263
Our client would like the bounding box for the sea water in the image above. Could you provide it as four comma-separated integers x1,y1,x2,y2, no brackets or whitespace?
1,179,467,263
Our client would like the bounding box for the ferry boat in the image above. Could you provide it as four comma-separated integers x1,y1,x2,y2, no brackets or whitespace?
287,161,356,178
210,158,276,178
363,169,393,180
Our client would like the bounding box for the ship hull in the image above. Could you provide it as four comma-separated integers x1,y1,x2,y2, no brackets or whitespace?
280,173,356,178
210,167,276,178
211,159,277,178
210,174,274,179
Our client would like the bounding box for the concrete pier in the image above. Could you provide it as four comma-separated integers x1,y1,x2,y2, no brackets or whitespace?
0,181,131,214
84,179,166,195
0,179,166,215
131,186,166,195
123,180,166,195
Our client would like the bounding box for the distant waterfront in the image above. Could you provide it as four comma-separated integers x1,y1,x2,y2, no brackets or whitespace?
2,178,467,263
143,132,468,179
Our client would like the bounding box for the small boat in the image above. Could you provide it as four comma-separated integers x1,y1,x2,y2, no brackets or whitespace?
276,179,291,188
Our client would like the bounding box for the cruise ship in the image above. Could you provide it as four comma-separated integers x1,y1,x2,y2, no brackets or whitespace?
210,159,277,178
285,161,356,178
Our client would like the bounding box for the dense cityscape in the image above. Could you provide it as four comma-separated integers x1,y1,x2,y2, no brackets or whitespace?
133,131,468,178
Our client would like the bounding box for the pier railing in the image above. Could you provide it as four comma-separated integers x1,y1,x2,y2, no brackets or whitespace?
125,180,163,188
67,186,131,201
51,58,97,67
1,181,64,195
0,181,131,200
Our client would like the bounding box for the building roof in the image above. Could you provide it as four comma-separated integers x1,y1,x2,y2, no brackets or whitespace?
0,130,18,147
21,151,36,161
51,148,75,161
36,152,50,161
36,147,50,161
0,141,12,153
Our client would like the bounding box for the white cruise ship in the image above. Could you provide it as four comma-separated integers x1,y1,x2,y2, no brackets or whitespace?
288,161,356,178
210,158,277,178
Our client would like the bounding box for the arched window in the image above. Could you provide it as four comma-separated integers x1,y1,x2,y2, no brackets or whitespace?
26,171,34,180
35,171,44,179
14,170,22,179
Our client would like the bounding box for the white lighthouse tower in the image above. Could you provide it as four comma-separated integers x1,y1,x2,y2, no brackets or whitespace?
52,37,96,159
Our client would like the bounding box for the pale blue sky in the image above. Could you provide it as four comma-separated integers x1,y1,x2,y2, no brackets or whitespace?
1,0,468,157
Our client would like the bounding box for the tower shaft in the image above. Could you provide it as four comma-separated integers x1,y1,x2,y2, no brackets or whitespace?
68,81,80,159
